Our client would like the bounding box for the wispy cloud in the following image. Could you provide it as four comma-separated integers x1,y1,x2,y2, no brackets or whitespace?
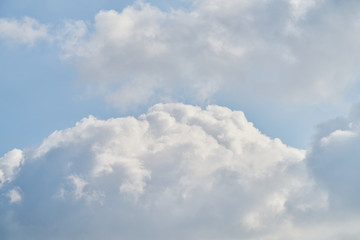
0,17,50,45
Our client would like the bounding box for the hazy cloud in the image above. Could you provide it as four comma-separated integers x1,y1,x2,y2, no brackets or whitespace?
7,188,22,204
0,17,49,45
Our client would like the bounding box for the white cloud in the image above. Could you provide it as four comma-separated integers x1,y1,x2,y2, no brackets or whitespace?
0,103,325,239
7,188,22,204
0,17,49,45
0,149,24,188
2,1,358,109
62,175,104,203
57,0,360,109
289,0,318,20
320,129,357,146
2,1,360,237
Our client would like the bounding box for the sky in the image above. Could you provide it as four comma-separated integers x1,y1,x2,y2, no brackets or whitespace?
1,0,360,239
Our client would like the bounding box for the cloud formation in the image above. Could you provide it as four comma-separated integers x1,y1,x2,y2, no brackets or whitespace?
0,17,49,45
307,102,360,208
299,101,360,239
58,0,360,108
4,1,360,110
0,149,24,188
0,103,325,239
2,1,360,238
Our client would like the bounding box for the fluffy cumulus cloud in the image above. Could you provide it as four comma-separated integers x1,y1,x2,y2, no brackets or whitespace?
3,1,360,238
57,0,360,108
0,103,327,239
0,17,49,45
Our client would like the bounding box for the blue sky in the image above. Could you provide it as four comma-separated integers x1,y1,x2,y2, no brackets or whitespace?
1,0,360,239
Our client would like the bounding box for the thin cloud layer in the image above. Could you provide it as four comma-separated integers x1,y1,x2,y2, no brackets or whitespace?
59,0,360,108
0,103,325,240
0,17,49,45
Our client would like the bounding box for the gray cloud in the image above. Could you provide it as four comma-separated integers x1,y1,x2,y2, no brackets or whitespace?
307,102,360,209
302,101,360,238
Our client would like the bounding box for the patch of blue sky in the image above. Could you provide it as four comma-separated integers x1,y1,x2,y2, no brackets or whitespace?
0,0,191,23
213,91,349,149
0,40,118,155
0,0,133,22
0,0,197,156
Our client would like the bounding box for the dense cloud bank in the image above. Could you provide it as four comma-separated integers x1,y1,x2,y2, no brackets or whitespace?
0,103,327,239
